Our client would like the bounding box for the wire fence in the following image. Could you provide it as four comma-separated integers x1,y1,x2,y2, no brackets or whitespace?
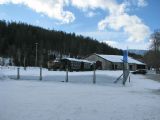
0,66,125,85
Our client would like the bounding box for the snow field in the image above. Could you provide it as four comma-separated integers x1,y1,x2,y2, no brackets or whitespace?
0,67,160,120
0,66,124,85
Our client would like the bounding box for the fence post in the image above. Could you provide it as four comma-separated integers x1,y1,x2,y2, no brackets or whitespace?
93,65,96,84
40,66,42,80
17,67,20,80
65,67,68,82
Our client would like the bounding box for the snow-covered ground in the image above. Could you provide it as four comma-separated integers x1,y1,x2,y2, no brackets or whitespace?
0,67,160,120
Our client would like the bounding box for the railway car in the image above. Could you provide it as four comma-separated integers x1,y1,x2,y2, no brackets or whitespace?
48,57,94,71
47,61,53,70
60,58,94,71
60,58,81,71
47,60,61,70
80,60,94,71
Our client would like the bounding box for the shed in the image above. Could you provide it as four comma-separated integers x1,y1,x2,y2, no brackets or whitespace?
85,53,146,71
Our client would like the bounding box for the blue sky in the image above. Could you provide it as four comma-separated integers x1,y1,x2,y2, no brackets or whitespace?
0,0,159,50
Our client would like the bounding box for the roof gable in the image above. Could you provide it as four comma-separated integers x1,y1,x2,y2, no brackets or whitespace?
95,54,145,65
64,58,94,64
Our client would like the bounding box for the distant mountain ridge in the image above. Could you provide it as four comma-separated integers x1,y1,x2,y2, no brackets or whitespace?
128,49,147,55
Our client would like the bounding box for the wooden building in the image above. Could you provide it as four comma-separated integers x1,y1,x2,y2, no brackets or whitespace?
85,54,146,71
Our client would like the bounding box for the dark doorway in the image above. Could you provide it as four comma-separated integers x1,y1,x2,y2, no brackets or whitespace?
112,64,118,70
129,65,133,70
115,65,117,70
96,61,102,70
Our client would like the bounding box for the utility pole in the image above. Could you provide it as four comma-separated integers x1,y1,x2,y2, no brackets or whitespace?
35,43,38,66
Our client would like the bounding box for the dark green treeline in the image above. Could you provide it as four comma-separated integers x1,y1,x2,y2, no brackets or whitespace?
0,20,125,67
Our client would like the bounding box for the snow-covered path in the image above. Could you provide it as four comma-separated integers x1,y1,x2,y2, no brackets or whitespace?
0,67,160,120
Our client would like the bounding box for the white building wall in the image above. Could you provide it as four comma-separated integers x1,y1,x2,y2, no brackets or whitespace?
85,54,146,70
85,54,112,70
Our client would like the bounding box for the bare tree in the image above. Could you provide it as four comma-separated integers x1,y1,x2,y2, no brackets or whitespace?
151,30,160,51
150,30,160,73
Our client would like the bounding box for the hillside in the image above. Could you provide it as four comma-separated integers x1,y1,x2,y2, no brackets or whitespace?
0,20,142,67
128,49,147,55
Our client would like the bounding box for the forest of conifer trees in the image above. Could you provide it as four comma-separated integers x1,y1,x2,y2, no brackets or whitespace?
0,20,141,67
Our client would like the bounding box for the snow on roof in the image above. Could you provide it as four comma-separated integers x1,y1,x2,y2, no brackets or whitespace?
63,58,94,64
96,54,145,65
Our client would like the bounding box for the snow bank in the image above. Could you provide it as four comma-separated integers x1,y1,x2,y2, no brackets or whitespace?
0,67,123,85
0,67,160,120
0,67,8,80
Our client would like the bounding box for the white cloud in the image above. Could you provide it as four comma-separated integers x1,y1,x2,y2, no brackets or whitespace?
70,0,102,10
98,13,150,42
98,19,108,30
124,0,148,7
137,0,148,7
77,31,150,50
0,0,150,43
70,0,150,42
104,40,150,50
97,1,150,42
0,0,75,24
103,40,118,48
